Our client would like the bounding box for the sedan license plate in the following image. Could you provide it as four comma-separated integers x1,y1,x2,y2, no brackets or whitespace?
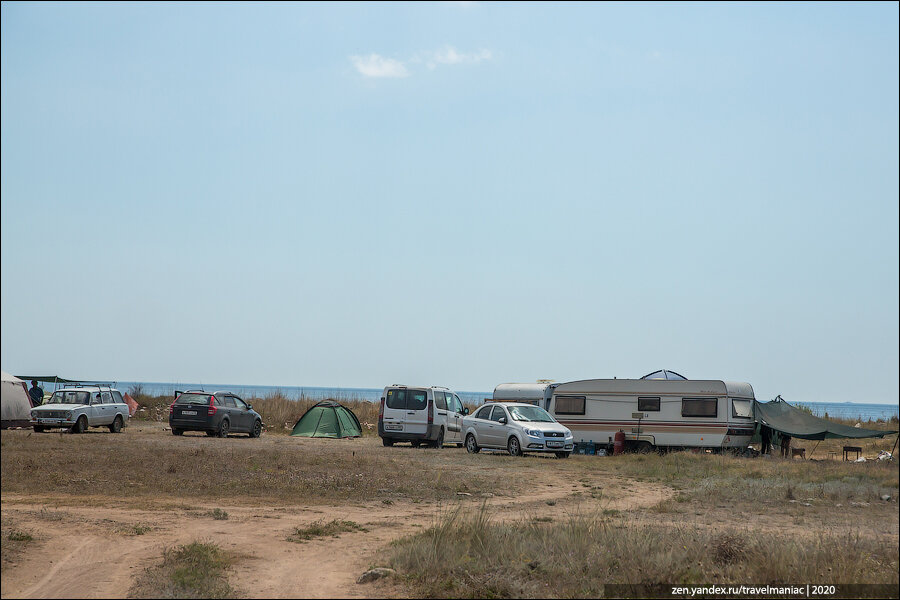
384,423,403,431
547,441,563,448
182,410,198,416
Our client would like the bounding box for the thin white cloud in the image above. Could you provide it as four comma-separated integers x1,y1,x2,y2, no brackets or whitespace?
426,46,492,70
350,54,409,78
351,46,492,79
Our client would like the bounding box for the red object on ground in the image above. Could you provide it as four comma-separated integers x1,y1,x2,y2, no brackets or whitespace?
123,393,139,417
613,430,626,455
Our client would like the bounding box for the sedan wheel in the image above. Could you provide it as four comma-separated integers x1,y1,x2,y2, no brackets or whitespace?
507,436,522,457
70,416,87,434
249,419,262,438
109,415,123,433
217,420,230,438
465,434,480,454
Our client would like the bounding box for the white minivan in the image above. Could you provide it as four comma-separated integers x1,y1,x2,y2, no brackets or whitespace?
378,385,469,448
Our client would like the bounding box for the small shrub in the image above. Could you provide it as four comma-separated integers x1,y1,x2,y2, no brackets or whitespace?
206,508,229,521
7,529,33,542
287,519,366,543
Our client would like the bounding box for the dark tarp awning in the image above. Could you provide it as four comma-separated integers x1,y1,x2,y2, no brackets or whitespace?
754,398,896,440
15,376,112,385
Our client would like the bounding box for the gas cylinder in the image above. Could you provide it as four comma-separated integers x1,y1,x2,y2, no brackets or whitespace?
613,430,626,455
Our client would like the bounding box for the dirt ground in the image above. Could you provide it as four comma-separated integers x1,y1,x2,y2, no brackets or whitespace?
1,423,897,599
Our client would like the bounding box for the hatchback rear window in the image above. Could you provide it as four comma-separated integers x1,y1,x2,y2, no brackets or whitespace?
175,393,212,405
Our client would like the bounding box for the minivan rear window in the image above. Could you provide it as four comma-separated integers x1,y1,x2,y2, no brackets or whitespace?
386,389,407,409
409,390,428,411
176,393,212,405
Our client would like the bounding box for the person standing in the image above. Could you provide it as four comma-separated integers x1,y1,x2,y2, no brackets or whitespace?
760,425,772,455
28,380,44,406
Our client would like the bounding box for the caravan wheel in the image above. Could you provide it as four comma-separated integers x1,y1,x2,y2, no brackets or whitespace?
636,441,654,454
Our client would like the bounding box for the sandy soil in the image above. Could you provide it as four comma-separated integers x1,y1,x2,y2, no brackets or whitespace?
1,470,671,599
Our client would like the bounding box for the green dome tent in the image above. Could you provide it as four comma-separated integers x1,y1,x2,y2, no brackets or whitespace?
290,400,362,438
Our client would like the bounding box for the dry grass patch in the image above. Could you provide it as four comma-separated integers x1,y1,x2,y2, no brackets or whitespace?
1,521,34,565
128,541,237,599
388,509,899,598
0,431,520,505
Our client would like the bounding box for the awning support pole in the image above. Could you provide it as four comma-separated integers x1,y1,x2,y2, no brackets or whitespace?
807,439,821,460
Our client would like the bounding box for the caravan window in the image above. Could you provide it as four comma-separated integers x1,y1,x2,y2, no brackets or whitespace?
682,398,717,418
555,396,586,415
638,397,660,412
731,399,753,418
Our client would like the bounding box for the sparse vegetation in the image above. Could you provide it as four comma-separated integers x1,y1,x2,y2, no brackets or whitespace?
128,541,236,599
120,524,153,536
206,508,229,520
388,509,899,598
287,519,366,542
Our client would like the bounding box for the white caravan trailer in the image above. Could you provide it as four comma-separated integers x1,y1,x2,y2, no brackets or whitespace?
547,378,756,451
492,383,558,406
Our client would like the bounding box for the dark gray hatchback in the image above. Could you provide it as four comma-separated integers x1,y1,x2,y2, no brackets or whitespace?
168,391,262,438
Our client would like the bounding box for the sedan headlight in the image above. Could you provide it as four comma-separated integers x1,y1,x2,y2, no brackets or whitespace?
525,428,542,437
564,429,572,437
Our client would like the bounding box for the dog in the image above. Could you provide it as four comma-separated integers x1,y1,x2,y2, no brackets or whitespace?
791,447,806,460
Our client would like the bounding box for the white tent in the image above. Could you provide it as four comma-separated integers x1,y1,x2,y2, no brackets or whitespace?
1,371,33,428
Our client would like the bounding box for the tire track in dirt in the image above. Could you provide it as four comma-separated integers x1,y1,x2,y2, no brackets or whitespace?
1,472,672,599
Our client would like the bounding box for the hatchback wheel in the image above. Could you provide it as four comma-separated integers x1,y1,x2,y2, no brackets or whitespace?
465,434,480,454
33,426,46,433
109,415,123,433
217,419,230,438
249,419,262,438
172,428,183,436
205,430,216,437
555,451,570,459
507,436,522,457
382,437,394,447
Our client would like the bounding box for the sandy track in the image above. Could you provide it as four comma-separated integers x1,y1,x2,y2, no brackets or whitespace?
1,473,671,599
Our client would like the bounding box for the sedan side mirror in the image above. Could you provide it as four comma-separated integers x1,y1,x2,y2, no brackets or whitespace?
463,407,469,415
247,404,253,410
499,417,507,425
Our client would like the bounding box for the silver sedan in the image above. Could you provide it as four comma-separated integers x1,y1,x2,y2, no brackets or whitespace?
462,402,574,458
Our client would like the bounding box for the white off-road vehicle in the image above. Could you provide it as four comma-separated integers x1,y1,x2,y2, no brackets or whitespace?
30,386,130,433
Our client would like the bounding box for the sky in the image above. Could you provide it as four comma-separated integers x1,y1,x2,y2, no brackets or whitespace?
1,2,898,404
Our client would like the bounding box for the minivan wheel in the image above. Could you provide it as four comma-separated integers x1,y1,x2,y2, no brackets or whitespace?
465,434,480,454
382,437,394,447
109,415,123,433
249,419,262,438
217,420,230,438
411,440,421,448
507,436,522,457
33,426,46,433
433,428,445,449
172,428,183,436
71,416,87,434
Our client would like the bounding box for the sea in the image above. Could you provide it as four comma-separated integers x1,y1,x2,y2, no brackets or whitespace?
53,380,899,423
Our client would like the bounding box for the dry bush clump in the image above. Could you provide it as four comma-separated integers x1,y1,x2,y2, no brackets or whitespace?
128,541,236,599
